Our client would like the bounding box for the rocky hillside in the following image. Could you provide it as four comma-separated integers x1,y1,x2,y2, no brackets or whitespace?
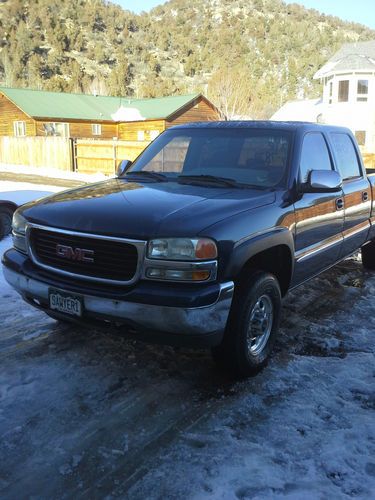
0,0,374,117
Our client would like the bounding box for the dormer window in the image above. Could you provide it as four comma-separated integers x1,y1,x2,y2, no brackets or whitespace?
338,80,349,102
357,80,368,102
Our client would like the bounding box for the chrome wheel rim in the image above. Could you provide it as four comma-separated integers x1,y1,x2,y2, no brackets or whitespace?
247,294,273,356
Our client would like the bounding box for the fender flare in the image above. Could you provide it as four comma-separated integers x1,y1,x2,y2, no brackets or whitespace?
226,227,295,283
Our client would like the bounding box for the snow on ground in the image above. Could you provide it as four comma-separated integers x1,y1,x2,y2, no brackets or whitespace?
0,180,68,206
0,183,375,498
0,163,108,183
126,260,375,499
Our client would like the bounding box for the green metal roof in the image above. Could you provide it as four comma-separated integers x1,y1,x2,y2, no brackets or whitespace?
0,87,201,122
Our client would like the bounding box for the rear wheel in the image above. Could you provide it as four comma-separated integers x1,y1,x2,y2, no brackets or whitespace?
361,240,375,270
211,271,281,378
0,207,14,240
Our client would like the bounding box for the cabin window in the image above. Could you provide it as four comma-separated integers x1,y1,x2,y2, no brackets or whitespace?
92,124,102,136
330,133,362,180
357,80,368,102
43,122,70,137
338,80,349,102
300,133,333,183
149,130,159,141
355,130,366,146
13,121,26,137
137,131,145,141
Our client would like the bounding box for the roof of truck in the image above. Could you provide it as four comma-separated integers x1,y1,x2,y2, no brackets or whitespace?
170,121,350,133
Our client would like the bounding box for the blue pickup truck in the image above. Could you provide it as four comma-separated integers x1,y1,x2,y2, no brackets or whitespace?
3,122,375,377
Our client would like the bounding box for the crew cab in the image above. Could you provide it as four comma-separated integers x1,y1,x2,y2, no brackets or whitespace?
3,122,375,377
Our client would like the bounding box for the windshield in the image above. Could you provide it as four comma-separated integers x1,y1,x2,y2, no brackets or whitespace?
126,128,292,188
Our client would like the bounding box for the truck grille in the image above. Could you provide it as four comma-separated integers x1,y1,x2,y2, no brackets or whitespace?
29,227,140,283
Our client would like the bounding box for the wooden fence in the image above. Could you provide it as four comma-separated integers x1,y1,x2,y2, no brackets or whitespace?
0,136,150,176
362,153,375,170
0,136,73,171
74,139,150,175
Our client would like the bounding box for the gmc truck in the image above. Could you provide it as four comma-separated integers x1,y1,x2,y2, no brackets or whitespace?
3,122,375,377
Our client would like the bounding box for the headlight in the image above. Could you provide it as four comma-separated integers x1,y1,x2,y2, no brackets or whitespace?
148,238,217,261
12,211,27,253
12,211,27,235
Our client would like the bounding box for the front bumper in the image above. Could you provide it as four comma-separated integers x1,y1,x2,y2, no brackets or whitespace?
2,255,234,347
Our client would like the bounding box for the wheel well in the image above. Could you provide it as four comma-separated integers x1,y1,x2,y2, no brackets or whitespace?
237,245,292,296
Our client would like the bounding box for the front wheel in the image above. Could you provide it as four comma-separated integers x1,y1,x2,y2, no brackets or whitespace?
211,271,281,378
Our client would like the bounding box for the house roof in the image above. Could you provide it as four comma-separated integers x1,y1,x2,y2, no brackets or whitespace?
314,40,375,78
271,99,323,122
0,87,202,122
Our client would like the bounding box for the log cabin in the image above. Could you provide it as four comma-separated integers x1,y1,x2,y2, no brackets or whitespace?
0,87,219,141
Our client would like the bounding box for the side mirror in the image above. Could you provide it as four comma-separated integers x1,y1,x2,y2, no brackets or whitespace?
116,159,132,178
302,170,342,193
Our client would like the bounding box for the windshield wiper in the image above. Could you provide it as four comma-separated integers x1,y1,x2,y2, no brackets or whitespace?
178,174,240,187
124,171,168,182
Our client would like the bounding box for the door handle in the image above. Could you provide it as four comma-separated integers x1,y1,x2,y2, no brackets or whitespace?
362,191,369,202
336,198,344,210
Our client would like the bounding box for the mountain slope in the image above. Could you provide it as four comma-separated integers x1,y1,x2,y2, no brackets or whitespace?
0,0,374,117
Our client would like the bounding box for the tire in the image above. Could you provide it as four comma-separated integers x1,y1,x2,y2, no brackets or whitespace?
211,271,281,378
361,240,375,270
0,207,14,240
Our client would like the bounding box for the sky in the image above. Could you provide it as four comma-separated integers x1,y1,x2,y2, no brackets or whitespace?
114,0,375,29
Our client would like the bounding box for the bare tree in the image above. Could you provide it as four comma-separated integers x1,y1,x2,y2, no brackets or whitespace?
208,66,252,120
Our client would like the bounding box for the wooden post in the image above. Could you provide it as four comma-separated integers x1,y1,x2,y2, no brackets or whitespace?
69,138,74,172
73,138,78,172
113,140,117,175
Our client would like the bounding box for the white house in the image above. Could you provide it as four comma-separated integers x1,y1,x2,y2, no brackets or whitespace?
271,98,323,122
272,40,375,153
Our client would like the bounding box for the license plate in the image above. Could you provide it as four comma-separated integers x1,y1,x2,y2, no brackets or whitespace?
49,288,83,317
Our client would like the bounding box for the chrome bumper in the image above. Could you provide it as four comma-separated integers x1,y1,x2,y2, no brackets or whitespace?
3,267,234,337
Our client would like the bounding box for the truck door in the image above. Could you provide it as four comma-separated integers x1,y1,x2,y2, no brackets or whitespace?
293,132,344,285
329,132,371,257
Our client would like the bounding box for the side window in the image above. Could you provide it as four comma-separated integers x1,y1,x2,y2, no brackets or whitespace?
13,121,26,137
355,130,366,147
330,133,362,180
92,124,102,136
300,133,332,183
357,80,368,102
338,80,349,102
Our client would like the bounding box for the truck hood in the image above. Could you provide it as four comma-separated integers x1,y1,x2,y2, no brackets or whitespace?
20,178,276,238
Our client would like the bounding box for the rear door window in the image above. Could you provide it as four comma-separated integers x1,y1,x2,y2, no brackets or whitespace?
330,133,362,180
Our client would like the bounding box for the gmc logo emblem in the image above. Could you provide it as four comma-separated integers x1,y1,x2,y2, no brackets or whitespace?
56,244,94,263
